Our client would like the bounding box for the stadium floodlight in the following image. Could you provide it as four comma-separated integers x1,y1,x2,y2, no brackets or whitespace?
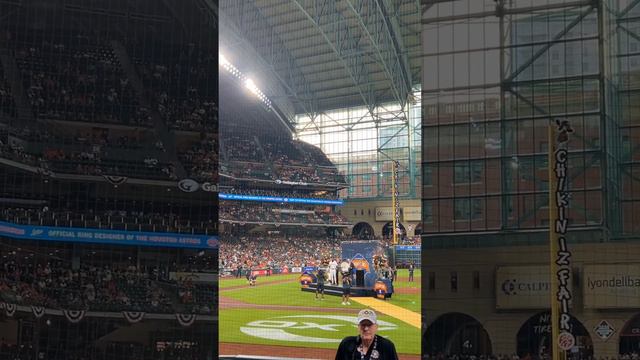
219,53,229,67
244,78,271,107
244,78,259,95
220,48,273,108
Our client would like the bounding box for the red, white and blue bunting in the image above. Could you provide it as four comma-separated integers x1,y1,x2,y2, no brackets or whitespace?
122,311,145,324
4,303,16,317
31,306,45,319
176,313,196,327
63,310,86,323
0,303,203,326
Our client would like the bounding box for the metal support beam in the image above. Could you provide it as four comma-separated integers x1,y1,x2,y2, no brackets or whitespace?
506,5,595,82
421,0,593,25
421,0,451,17
619,0,640,18
220,0,318,118
345,0,413,106
619,24,640,43
292,0,375,111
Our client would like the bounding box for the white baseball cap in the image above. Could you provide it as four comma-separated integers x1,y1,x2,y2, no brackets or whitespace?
357,309,377,325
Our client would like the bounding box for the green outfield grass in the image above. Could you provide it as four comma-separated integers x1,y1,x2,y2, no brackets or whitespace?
219,274,299,289
389,269,421,312
222,279,362,308
393,269,421,289
219,308,420,355
389,292,420,313
221,270,421,312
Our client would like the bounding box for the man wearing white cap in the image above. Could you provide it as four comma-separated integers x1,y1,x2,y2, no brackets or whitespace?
335,309,398,360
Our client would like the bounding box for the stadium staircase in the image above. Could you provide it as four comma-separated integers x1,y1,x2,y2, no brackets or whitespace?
0,49,34,122
109,40,188,179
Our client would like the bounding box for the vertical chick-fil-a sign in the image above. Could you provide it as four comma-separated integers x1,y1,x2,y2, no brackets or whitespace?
550,118,575,358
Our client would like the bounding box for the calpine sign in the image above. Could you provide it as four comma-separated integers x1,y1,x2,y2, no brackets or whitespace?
496,265,572,309
375,207,394,221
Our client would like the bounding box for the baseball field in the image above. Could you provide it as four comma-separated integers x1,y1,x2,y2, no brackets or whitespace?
219,269,421,359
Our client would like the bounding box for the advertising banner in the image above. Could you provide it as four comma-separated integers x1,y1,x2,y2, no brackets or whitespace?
219,193,343,205
583,264,640,309
0,221,217,249
396,245,420,251
403,207,421,222
496,265,572,309
302,266,317,273
375,207,394,221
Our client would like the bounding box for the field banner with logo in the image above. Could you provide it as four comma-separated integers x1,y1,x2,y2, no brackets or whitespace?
375,207,394,221
583,264,640,309
496,265,572,309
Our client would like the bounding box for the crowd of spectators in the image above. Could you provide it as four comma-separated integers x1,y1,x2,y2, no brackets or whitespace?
275,164,323,183
179,133,217,182
219,201,350,226
0,258,214,315
133,44,216,133
220,162,273,181
0,34,218,184
221,131,347,185
296,140,333,166
222,135,261,161
400,235,421,245
6,125,154,150
0,123,179,180
219,235,342,271
0,207,217,235
0,62,16,118
14,40,150,126
0,139,176,180
261,136,307,165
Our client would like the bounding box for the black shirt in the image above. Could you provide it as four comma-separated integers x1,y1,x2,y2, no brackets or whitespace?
335,335,399,360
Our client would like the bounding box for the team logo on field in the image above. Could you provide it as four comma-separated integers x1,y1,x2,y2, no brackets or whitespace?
240,315,397,343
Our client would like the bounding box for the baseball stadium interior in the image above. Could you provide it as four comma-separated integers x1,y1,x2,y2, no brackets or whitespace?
422,1,640,360
0,0,218,359
218,0,421,359
0,0,638,359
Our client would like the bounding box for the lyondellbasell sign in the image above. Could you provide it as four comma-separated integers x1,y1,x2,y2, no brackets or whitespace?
594,320,615,341
583,264,640,309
